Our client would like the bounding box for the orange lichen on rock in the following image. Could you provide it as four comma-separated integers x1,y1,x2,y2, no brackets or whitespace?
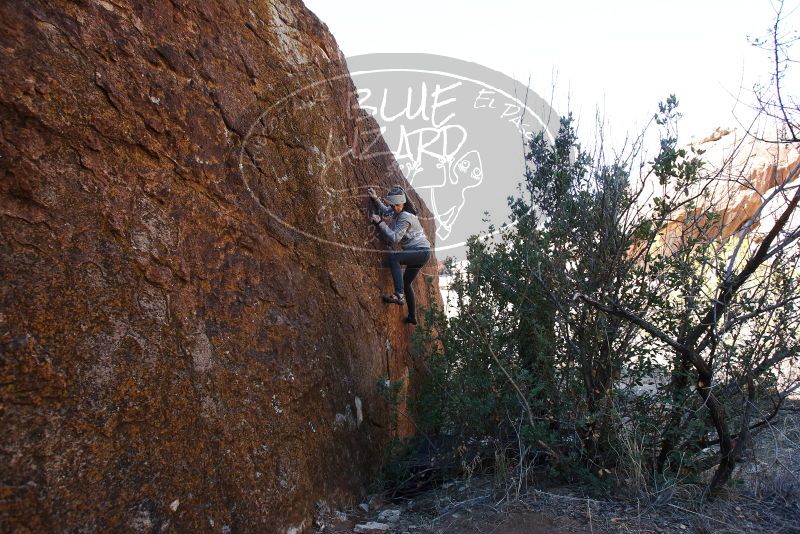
0,0,439,531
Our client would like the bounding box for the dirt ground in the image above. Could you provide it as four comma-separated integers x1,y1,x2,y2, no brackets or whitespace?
422,509,590,533
318,491,592,534
317,401,800,534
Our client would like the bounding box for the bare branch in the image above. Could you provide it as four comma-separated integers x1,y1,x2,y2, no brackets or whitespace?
574,293,686,354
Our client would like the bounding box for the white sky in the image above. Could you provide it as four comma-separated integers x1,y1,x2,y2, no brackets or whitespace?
304,0,794,147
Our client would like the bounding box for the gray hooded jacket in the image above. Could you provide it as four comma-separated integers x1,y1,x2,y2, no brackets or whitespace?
375,199,431,250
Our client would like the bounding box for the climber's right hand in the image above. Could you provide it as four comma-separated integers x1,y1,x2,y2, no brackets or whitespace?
367,187,378,200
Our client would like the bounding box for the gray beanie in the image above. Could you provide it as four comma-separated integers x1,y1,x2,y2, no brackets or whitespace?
386,186,406,205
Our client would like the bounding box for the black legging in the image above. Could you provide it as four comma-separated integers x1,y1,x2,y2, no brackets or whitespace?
388,247,430,320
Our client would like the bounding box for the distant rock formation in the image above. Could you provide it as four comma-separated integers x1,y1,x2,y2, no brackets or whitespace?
0,1,439,531
660,128,800,251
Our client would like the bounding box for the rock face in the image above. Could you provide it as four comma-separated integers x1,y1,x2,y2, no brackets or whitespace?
0,1,439,531
661,128,800,250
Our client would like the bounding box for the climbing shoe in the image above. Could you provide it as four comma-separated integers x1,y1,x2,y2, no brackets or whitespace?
382,293,405,305
404,316,417,325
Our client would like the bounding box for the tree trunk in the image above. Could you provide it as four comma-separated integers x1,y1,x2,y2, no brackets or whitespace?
695,368,736,493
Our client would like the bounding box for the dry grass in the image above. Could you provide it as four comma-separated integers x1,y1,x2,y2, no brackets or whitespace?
315,401,800,533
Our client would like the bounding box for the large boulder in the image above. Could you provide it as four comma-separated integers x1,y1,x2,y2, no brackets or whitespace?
0,1,439,531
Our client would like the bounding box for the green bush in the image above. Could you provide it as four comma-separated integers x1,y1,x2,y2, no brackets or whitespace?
409,100,800,496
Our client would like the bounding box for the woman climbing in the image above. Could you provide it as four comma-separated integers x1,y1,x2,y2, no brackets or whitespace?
368,185,432,325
